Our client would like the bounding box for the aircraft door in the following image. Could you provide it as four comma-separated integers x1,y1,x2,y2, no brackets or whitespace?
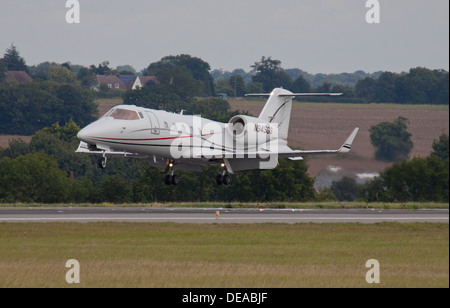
146,112,160,135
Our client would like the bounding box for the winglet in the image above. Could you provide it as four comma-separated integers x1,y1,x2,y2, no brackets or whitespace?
338,128,359,153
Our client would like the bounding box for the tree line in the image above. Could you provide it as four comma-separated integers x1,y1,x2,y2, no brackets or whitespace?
330,134,449,203
214,57,449,105
0,81,98,135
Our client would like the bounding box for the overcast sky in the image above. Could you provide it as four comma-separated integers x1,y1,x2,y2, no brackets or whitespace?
1,0,448,74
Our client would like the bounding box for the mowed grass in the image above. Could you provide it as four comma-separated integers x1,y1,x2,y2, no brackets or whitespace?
0,222,448,288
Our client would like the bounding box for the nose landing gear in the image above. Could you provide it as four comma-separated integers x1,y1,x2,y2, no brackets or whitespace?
98,153,107,169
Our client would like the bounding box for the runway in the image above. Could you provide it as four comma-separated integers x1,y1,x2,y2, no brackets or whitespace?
0,207,448,224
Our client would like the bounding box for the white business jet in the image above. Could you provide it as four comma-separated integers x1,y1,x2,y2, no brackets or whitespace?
76,88,359,185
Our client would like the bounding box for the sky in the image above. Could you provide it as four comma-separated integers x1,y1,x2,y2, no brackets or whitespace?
0,0,448,74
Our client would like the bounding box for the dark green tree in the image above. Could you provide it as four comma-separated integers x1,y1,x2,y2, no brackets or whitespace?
291,75,312,93
331,84,355,98
355,77,377,100
189,98,246,123
245,82,264,94
0,81,97,135
0,139,30,159
155,66,204,99
229,75,246,97
0,153,70,203
251,57,292,92
47,66,78,84
77,67,96,88
189,98,230,119
361,156,449,202
0,59,6,82
330,177,360,201
369,116,414,161
123,83,188,113
100,175,131,203
3,44,28,72
90,61,116,75
355,67,449,105
432,134,449,162
144,55,215,96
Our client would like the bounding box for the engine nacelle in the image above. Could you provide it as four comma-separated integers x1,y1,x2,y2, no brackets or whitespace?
226,115,278,147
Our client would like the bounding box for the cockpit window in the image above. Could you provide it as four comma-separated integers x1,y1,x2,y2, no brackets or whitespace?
109,109,140,120
101,109,114,119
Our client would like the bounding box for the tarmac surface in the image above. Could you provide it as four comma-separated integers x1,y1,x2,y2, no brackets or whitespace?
0,207,448,224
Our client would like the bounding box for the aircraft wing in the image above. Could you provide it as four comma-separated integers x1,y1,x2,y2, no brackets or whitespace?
200,127,359,158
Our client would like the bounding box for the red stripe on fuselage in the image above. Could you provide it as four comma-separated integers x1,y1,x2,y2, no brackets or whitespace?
88,132,218,142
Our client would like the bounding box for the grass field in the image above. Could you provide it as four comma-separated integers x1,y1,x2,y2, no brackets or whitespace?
0,222,448,288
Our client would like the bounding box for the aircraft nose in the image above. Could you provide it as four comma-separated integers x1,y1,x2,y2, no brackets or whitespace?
77,128,86,141
77,126,94,143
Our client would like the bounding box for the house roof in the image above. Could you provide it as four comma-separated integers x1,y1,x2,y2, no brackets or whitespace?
5,71,33,83
118,75,138,89
95,75,127,90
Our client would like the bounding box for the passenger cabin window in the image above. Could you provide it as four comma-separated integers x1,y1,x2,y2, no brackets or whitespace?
109,109,140,120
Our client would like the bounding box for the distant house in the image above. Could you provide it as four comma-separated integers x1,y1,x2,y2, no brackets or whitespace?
95,74,158,91
94,75,127,91
5,71,33,83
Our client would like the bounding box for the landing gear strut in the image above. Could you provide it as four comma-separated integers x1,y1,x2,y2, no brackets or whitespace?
163,160,179,185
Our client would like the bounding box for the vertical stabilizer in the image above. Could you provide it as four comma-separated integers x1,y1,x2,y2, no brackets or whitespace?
258,88,294,140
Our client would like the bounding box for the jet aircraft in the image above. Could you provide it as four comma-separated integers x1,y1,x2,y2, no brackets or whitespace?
77,88,359,185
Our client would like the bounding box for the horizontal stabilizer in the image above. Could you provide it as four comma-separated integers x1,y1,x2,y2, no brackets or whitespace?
246,93,342,97
279,127,359,158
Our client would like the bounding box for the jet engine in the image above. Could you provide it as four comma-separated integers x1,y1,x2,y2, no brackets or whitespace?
226,115,278,147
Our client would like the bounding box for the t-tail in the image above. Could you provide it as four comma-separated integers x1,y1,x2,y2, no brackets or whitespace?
246,88,343,140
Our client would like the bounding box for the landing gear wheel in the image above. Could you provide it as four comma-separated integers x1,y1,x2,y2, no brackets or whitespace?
217,174,231,185
164,174,179,185
98,157,107,169
171,175,179,185
222,174,231,185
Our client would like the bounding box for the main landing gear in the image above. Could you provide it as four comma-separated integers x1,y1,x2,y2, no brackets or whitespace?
164,160,179,186
216,161,231,185
162,160,232,186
